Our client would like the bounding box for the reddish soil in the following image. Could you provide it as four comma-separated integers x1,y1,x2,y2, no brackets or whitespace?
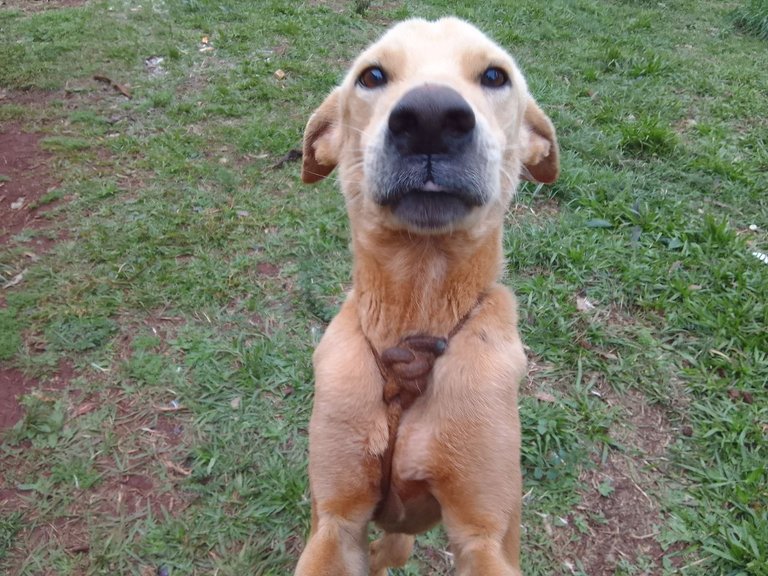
0,360,73,432
0,90,68,437
556,384,687,574
0,368,37,430
3,389,190,572
0,122,60,242
0,27,191,572
256,261,281,277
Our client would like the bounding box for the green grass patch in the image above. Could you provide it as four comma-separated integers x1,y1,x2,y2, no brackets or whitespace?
40,136,91,153
29,189,65,209
0,512,24,563
733,0,768,39
45,317,118,352
0,105,28,122
618,115,678,156
0,309,21,360
7,394,67,449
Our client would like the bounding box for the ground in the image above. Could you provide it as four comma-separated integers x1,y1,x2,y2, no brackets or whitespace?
1,0,766,575
0,89,680,576
0,118,58,243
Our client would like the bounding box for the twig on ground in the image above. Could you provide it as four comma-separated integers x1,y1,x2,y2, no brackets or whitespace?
270,148,302,170
93,75,132,99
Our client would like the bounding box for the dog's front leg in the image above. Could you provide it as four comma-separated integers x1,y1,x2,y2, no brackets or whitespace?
295,301,389,576
425,286,527,576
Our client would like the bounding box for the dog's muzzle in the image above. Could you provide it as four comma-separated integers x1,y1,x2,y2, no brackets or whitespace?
374,84,489,230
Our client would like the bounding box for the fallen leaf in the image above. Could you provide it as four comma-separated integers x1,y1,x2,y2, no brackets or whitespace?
595,349,619,361
93,75,132,99
2,269,26,289
230,396,242,410
270,148,302,170
72,402,97,417
576,296,595,312
11,197,25,210
199,37,214,53
157,399,185,412
144,55,166,77
274,69,286,80
534,391,557,403
161,458,191,476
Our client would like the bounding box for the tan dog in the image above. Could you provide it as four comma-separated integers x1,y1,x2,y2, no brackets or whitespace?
295,17,558,576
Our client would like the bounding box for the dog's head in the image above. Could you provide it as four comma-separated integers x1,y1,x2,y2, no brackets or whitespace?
302,17,558,235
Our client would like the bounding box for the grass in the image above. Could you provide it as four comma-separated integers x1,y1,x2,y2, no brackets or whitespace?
0,0,766,575
733,0,768,39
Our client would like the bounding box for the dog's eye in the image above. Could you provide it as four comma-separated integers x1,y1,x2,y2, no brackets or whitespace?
480,67,509,88
357,66,388,89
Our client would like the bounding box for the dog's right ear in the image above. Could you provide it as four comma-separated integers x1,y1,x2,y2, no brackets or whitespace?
302,89,341,184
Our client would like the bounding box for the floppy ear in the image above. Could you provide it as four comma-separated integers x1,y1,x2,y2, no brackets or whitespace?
521,99,559,184
301,89,341,184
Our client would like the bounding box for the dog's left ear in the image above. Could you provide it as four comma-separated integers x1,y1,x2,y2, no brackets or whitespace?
302,89,341,184
521,99,559,184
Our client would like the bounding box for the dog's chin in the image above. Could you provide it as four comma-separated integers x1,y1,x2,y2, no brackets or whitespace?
386,190,477,232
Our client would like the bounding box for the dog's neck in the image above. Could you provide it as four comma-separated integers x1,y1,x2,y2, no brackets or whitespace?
351,225,502,348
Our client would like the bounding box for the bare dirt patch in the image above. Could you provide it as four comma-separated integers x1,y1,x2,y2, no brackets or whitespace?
0,361,73,431
508,195,561,227
556,383,685,574
0,368,38,431
0,122,60,241
2,389,190,572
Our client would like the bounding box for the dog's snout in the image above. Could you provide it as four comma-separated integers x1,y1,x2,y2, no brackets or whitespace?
388,85,476,155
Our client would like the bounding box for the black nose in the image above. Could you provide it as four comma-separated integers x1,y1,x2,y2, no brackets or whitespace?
387,85,476,156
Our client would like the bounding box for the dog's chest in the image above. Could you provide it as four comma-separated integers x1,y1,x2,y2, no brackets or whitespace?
391,405,436,482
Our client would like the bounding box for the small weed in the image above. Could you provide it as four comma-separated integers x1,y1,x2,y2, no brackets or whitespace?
28,188,64,209
50,457,101,490
40,136,91,153
0,105,27,122
150,90,174,109
45,317,118,352
354,0,372,16
628,52,666,78
8,394,67,449
603,45,625,72
0,512,23,563
68,110,108,126
619,115,677,156
520,396,584,486
0,309,21,360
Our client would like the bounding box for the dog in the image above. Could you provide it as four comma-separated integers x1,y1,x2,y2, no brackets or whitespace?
294,17,558,576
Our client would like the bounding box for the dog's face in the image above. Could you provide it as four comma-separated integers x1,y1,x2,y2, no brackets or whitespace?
302,17,558,235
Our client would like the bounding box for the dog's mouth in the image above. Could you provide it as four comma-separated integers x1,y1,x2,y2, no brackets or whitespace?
380,180,481,230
